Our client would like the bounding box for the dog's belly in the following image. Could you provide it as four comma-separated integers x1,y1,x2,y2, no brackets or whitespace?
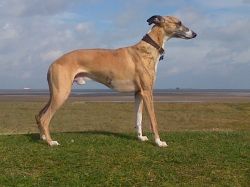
74,73,136,92
110,79,137,92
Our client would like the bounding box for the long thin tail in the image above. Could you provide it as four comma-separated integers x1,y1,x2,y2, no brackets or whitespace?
35,67,53,125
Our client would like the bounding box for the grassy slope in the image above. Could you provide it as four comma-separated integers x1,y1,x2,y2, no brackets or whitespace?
0,132,249,186
0,101,250,186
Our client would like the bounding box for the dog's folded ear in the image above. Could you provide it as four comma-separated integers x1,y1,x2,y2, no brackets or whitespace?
147,15,165,25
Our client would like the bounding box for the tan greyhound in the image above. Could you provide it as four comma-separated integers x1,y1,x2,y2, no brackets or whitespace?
36,15,197,147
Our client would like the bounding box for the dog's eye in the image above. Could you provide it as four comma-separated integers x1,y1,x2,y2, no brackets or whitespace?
177,21,182,26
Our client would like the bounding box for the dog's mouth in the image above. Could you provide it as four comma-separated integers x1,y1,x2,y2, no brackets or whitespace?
174,30,197,39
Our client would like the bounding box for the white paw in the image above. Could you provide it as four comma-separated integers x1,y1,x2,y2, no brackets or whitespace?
49,141,60,146
40,135,46,141
138,135,149,142
155,139,168,147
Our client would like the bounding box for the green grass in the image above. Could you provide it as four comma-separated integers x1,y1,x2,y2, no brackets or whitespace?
0,101,250,186
0,132,249,186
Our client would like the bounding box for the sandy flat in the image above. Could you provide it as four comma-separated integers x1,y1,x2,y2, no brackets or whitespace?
0,91,249,103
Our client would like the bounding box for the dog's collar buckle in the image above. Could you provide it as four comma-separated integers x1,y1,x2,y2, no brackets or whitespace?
142,34,165,57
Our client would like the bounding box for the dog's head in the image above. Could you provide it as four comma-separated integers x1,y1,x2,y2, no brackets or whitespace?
147,15,197,39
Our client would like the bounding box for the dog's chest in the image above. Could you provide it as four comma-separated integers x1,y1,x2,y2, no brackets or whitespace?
110,79,136,92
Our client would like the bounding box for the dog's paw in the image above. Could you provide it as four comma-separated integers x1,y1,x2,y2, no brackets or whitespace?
155,138,168,147
49,141,60,146
40,135,46,141
138,135,149,142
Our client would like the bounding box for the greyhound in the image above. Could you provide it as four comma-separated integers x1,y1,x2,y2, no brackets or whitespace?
36,15,197,147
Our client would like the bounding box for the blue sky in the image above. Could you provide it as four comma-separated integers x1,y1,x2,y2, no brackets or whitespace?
0,0,250,89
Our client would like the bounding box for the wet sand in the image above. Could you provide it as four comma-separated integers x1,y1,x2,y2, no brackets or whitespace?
0,90,249,103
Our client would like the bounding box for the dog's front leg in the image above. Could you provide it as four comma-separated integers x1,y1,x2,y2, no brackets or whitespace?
140,90,168,147
135,92,148,142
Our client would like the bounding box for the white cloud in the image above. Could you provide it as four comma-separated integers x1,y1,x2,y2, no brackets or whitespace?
167,67,180,76
0,23,18,40
0,1,102,88
194,0,250,8
233,48,250,64
0,1,249,89
0,0,77,17
243,0,250,3
41,50,63,62
75,22,91,33
21,71,32,79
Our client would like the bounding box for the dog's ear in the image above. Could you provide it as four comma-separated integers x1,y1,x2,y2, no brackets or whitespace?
147,15,165,25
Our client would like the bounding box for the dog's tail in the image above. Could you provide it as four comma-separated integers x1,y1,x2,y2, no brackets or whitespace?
35,67,53,125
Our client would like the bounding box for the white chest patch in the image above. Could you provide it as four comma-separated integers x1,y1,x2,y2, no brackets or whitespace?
155,55,160,73
154,36,168,73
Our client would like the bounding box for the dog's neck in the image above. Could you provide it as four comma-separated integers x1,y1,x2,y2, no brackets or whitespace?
147,26,170,49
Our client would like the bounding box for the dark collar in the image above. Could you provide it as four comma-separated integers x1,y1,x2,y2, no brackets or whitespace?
142,34,165,55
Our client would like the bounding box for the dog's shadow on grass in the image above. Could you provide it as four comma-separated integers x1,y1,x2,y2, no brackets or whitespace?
25,131,138,143
85,131,137,140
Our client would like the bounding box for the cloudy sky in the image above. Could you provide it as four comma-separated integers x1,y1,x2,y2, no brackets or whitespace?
0,0,250,89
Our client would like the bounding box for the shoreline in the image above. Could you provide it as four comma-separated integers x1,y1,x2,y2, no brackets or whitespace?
0,89,249,103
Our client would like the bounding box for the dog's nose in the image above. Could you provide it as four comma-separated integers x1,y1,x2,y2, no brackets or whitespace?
192,32,197,38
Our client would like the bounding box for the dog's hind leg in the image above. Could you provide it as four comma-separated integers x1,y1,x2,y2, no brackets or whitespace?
35,100,51,141
135,92,148,142
40,93,70,146
38,64,72,146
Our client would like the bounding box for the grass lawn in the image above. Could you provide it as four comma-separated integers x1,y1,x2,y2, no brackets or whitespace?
0,101,250,186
